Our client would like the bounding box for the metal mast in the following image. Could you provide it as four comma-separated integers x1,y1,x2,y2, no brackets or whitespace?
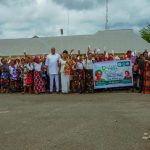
105,0,109,30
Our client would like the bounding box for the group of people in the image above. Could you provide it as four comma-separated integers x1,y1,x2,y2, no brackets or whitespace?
0,48,150,94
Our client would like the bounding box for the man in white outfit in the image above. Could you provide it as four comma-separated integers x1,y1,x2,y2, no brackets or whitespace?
45,48,60,93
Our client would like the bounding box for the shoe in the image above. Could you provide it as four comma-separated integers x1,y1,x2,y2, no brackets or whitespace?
138,89,142,93
62,92,67,94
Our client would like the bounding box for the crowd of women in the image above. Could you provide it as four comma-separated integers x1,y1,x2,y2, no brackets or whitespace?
0,48,150,94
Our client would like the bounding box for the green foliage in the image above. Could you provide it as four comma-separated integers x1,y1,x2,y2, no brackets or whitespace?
140,23,150,43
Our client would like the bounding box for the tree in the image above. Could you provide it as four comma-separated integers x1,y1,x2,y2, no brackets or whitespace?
140,23,150,43
32,35,39,38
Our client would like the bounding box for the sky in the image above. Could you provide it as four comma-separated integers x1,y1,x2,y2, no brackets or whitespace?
0,0,149,39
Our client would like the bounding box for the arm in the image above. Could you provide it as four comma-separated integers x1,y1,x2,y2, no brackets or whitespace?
87,46,91,56
45,56,49,76
69,49,74,59
144,59,150,63
58,59,61,74
78,50,80,56
46,66,49,76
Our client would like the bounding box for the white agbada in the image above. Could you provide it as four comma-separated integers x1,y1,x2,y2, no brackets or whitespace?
59,58,70,93
45,53,60,74
45,53,60,92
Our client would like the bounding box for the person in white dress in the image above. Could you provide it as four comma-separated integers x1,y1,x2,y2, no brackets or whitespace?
59,50,71,94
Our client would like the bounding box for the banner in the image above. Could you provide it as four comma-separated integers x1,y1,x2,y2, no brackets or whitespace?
93,60,133,89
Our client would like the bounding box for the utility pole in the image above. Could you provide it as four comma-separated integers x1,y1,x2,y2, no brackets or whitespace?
60,29,63,50
67,11,70,36
105,0,109,30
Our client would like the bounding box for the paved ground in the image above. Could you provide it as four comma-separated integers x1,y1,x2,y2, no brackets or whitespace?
0,93,150,150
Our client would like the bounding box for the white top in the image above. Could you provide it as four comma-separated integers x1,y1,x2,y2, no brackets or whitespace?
9,66,15,75
15,63,18,68
34,63,42,71
84,59,93,70
45,53,60,74
26,63,34,71
59,58,66,73
77,62,84,70
71,61,77,70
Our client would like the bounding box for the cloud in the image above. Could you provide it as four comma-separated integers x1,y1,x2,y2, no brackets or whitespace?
0,0,149,39
52,0,107,10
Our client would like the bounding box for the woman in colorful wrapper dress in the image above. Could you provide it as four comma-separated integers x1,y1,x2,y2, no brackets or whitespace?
16,58,25,92
70,55,77,93
133,61,139,90
22,57,33,94
59,50,71,94
71,55,85,94
0,58,2,92
9,59,18,93
84,53,94,93
41,56,48,92
33,56,45,94
142,52,150,94
0,58,10,93
17,58,25,92
143,60,150,94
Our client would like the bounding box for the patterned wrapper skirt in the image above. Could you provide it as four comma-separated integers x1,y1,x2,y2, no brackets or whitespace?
1,78,9,89
34,71,45,93
143,62,150,94
10,78,23,92
71,69,85,93
23,72,33,87
85,69,94,93
10,79,17,92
